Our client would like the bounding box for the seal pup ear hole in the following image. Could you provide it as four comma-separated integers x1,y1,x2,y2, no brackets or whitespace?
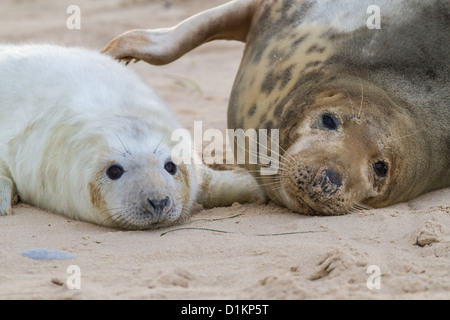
164,160,177,176
106,164,125,180
373,161,388,178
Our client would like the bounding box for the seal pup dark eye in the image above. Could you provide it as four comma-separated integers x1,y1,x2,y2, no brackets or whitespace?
164,161,177,175
321,114,339,130
106,164,125,180
373,162,388,178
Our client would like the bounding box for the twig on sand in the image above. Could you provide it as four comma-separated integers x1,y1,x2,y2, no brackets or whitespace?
160,213,326,237
160,227,234,236
160,227,326,237
181,213,244,225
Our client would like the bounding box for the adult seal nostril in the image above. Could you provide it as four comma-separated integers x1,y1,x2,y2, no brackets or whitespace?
322,170,342,189
147,196,172,215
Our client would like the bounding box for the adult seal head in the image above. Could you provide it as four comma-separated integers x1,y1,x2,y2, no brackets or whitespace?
105,0,450,215
0,44,263,229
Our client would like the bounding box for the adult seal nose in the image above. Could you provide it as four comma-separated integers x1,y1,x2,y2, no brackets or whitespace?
322,170,342,189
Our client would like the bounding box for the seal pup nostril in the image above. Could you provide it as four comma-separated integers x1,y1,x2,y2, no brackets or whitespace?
164,196,172,209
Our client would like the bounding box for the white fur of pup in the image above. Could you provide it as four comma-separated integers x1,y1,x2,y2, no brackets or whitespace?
0,44,263,229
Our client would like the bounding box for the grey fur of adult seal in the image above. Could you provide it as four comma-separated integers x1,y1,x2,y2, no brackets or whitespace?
0,44,263,229
103,0,450,215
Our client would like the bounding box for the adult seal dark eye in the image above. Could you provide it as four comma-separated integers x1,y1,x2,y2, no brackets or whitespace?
373,162,388,178
164,161,177,175
106,164,125,180
321,114,339,130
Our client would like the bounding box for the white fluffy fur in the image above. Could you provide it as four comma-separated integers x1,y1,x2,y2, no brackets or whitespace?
0,44,263,229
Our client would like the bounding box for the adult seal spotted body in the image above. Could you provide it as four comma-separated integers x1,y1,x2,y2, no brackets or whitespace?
0,44,263,229
104,0,450,215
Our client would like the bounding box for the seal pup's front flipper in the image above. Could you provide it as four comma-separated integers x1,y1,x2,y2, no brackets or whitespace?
196,166,267,209
0,176,17,216
102,0,258,65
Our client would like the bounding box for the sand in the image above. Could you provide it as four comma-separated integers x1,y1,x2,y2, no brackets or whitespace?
0,0,449,300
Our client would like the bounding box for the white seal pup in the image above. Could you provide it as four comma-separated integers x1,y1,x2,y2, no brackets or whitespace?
0,44,263,229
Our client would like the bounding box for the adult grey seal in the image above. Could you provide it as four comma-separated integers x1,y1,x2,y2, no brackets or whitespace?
104,0,450,215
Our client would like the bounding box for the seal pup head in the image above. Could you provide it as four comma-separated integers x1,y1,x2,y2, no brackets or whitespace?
84,120,196,230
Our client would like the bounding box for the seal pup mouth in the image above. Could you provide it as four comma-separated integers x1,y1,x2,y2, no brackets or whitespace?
102,189,185,230
107,204,183,230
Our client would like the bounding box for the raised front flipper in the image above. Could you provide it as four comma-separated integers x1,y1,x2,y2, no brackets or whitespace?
102,0,258,65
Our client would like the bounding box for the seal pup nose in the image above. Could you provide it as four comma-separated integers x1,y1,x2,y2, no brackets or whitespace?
146,196,173,215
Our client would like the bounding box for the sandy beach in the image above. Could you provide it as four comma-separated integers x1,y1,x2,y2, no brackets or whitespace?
0,0,449,300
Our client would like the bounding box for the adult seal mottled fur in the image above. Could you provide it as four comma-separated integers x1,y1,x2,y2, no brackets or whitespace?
104,0,450,215
0,44,262,229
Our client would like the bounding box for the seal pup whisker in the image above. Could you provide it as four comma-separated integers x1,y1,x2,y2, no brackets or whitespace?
155,145,172,156
111,147,128,156
114,132,132,156
106,210,128,228
153,133,167,154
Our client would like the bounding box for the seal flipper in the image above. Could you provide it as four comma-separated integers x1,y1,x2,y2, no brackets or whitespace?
102,0,258,65
196,166,267,209
0,176,17,216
